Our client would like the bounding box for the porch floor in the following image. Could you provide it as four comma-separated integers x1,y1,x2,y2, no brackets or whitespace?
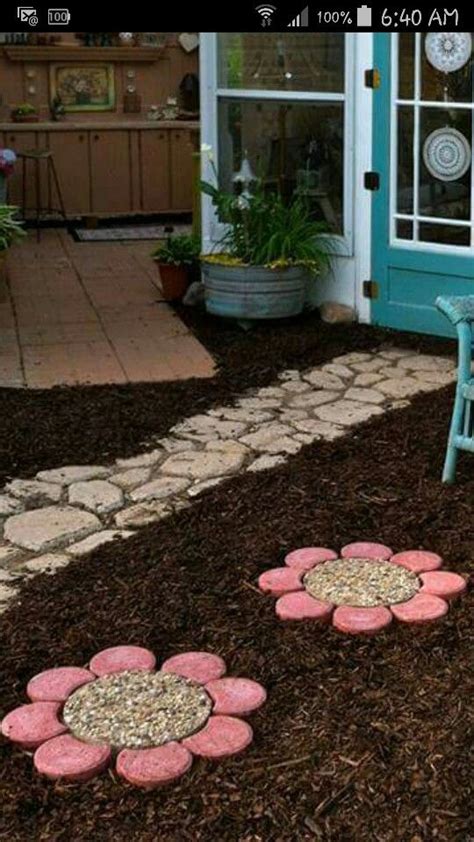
0,229,215,388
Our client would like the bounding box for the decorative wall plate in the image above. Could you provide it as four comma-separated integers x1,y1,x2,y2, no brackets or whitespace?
423,127,471,182
425,33,472,73
178,33,199,53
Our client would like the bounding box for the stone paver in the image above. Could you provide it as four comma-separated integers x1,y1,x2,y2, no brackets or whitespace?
36,466,109,486
6,480,62,507
4,507,101,552
68,480,124,515
67,530,133,556
0,345,457,605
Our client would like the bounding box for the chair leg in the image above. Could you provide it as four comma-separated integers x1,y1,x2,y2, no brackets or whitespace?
442,391,464,483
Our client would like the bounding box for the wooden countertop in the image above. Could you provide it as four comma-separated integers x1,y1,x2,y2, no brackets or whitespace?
0,120,200,131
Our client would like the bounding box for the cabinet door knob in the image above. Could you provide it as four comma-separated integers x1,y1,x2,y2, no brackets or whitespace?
9,135,15,142
78,134,84,141
93,134,99,141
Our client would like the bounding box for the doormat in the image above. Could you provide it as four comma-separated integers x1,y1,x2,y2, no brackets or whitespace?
72,223,192,242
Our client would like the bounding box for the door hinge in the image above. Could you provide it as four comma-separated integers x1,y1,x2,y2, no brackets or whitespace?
363,280,379,299
365,68,381,88
364,171,380,191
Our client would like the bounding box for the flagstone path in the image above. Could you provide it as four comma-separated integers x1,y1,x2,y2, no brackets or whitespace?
0,347,456,611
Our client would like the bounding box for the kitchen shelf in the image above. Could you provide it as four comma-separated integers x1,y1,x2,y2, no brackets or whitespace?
3,46,166,62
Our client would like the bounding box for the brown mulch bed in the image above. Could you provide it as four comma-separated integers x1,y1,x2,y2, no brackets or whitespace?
0,310,455,486
1,384,472,841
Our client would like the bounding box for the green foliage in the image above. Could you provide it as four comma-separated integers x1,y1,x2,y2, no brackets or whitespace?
200,173,338,275
12,103,37,116
151,234,201,266
0,206,26,251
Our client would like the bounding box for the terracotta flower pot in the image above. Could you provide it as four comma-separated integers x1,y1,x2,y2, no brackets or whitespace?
156,263,189,301
11,114,39,123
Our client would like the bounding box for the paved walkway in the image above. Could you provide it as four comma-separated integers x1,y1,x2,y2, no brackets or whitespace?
0,230,215,387
0,346,455,609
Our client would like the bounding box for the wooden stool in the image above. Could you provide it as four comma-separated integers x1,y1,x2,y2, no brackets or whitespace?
436,295,474,483
18,149,67,240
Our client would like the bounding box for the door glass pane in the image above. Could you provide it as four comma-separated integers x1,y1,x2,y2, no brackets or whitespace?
396,219,413,239
217,33,345,92
398,34,415,99
419,223,470,246
421,33,474,102
419,107,471,221
217,99,344,233
397,107,414,213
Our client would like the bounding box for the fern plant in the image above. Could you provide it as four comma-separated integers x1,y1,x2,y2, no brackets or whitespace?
0,206,26,252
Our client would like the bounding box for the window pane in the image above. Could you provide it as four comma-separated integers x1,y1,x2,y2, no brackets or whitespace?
419,107,471,221
421,33,474,102
419,223,470,246
397,107,414,213
217,33,345,92
398,34,415,99
396,219,413,240
217,99,344,233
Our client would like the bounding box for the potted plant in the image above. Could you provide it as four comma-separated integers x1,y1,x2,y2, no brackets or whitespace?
200,156,336,321
0,206,26,300
151,234,200,301
11,103,39,123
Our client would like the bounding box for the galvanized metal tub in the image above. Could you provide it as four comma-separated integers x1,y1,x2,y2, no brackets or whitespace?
202,262,307,320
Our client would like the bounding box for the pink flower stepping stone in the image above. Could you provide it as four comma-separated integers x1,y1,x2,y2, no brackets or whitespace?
332,605,393,635
27,666,95,702
276,591,333,622
391,593,448,624
258,567,303,596
420,571,467,600
1,702,66,750
285,547,338,571
182,715,253,758
117,742,192,788
390,550,442,573
341,542,393,560
89,645,156,677
161,651,226,684
205,678,267,716
34,734,111,782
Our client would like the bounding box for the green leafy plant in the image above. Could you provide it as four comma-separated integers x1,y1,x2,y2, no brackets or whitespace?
0,206,26,251
11,103,38,116
201,161,338,276
151,234,201,266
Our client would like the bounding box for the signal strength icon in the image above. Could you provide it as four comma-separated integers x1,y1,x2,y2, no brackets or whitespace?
288,5,308,26
256,4,276,27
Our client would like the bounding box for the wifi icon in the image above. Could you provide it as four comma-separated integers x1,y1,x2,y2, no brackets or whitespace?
256,4,276,27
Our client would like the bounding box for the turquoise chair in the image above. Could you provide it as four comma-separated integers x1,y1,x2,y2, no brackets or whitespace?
436,295,474,483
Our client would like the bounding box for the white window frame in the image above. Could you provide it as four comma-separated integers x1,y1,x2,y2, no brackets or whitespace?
200,33,355,256
390,32,474,254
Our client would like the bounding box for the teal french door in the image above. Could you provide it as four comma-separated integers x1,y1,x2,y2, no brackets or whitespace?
371,33,474,337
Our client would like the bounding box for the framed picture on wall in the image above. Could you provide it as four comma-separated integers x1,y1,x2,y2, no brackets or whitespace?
50,64,115,111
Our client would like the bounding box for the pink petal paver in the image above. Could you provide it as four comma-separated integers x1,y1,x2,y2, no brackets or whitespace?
205,678,267,716
34,734,111,782
117,742,193,788
390,550,442,573
390,593,448,624
285,547,338,571
161,651,226,684
1,702,67,750
332,605,393,635
182,715,253,758
341,542,393,560
258,567,303,596
420,571,467,600
276,590,333,622
89,645,156,677
27,666,95,702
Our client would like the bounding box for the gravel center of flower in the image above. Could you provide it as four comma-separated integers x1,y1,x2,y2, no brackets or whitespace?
63,671,213,750
304,557,420,607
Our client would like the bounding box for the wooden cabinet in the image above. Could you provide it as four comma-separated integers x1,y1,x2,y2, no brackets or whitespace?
90,131,131,214
140,129,170,212
170,130,194,211
1,122,198,218
46,131,90,215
